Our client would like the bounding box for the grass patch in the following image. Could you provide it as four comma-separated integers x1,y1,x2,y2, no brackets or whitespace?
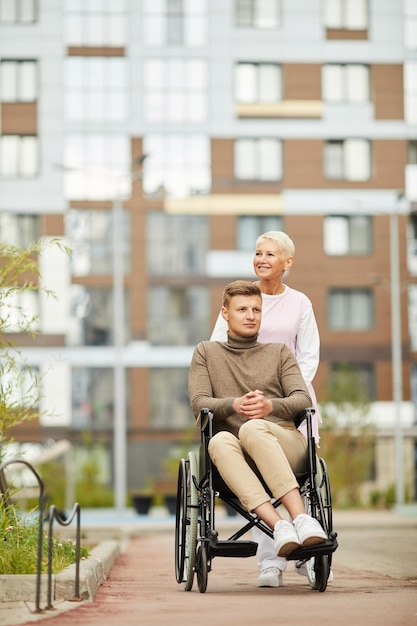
0,504,89,575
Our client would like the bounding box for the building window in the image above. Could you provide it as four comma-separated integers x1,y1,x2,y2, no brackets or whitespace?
324,216,372,255
143,134,210,198
0,135,38,178
324,0,368,30
411,365,417,421
237,216,284,250
405,0,417,50
143,0,208,47
0,60,37,102
148,286,209,345
0,213,39,247
0,0,37,23
71,368,116,429
144,58,207,123
0,364,40,410
328,288,373,330
324,139,371,181
64,0,127,46
63,134,130,200
408,216,417,276
146,212,208,275
65,209,131,277
65,58,128,123
404,62,417,125
150,368,191,429
68,286,130,347
408,285,417,351
0,289,38,333
234,138,282,181
409,141,417,164
235,0,281,28
322,64,369,103
235,63,282,103
329,362,375,401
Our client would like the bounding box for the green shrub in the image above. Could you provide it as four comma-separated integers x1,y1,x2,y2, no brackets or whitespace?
0,502,89,575
319,362,375,508
75,448,114,508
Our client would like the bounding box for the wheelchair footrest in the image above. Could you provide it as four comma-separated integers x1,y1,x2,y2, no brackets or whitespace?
208,539,258,558
286,534,338,562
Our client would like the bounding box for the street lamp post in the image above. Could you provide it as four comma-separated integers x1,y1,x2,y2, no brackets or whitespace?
390,209,405,508
112,193,127,511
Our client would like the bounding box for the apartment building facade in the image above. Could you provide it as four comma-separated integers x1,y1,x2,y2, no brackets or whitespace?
0,0,416,504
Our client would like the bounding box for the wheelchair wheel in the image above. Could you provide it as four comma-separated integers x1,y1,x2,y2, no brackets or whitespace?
313,554,330,592
317,458,333,537
196,544,208,593
301,456,333,592
174,451,199,591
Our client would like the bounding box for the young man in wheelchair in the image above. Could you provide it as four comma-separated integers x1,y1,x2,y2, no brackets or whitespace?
188,279,327,567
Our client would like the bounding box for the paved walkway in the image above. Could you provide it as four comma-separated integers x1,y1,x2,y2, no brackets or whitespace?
1,508,416,626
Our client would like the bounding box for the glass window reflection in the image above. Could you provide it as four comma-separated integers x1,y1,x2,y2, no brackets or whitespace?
65,57,128,123
143,134,210,198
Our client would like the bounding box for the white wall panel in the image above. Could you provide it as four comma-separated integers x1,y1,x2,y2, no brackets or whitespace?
39,237,70,334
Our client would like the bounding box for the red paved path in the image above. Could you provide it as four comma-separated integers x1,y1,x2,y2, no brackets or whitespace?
16,517,417,626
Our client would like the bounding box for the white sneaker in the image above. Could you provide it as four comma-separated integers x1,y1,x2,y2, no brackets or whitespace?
295,560,309,577
293,514,327,547
273,520,301,557
257,566,283,588
295,560,334,582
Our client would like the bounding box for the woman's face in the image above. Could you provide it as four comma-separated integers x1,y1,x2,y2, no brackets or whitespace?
253,239,293,281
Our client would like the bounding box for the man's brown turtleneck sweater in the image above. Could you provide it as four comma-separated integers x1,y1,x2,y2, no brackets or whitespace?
188,333,311,437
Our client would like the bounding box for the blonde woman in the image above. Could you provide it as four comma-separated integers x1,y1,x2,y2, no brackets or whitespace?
210,231,323,588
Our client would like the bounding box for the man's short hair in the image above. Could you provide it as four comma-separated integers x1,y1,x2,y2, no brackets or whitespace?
222,280,262,307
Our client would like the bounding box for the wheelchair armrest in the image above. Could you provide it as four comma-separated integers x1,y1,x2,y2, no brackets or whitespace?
196,408,213,434
294,407,315,430
198,408,313,433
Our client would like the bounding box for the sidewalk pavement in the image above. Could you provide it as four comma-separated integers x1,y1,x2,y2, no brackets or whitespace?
0,506,416,626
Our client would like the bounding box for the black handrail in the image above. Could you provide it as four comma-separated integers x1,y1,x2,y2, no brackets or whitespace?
46,502,82,609
0,459,45,613
0,458,82,613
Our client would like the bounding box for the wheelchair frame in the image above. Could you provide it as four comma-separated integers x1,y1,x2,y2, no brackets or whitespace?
175,407,338,593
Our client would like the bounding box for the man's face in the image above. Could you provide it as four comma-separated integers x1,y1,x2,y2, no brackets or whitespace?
221,294,262,337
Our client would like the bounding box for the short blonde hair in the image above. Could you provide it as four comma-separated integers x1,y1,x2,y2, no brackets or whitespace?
255,231,295,258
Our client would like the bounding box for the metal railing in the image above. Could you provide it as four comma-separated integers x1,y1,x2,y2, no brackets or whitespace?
0,458,82,613
46,502,81,609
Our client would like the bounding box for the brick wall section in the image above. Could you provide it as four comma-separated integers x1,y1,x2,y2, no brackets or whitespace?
42,214,64,237
67,46,124,56
130,368,150,429
372,64,404,120
211,138,234,181
210,214,236,250
285,139,323,187
326,29,367,39
284,64,321,100
373,140,407,185
1,102,37,134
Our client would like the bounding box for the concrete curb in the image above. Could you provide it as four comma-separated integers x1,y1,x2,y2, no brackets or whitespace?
0,540,121,604
56,540,121,601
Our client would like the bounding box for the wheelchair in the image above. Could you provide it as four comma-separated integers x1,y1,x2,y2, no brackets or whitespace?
175,407,338,593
